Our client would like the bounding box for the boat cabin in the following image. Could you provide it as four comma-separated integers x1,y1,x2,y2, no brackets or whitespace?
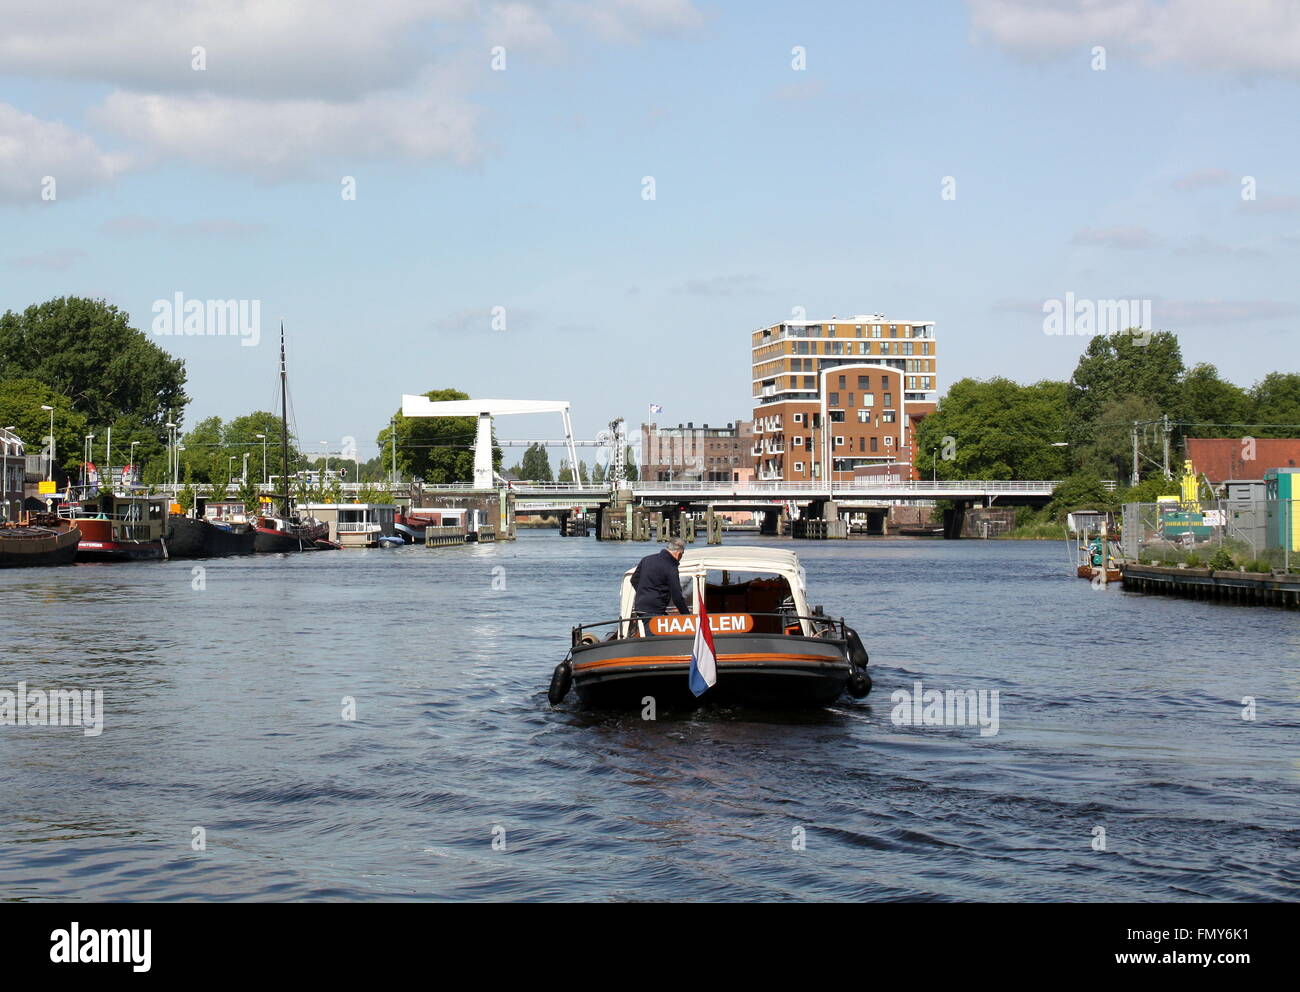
301,503,398,548
618,547,815,638
60,493,167,543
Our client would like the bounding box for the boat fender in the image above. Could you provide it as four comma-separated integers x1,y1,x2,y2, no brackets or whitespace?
847,672,872,699
579,633,600,646
844,626,869,671
548,661,572,704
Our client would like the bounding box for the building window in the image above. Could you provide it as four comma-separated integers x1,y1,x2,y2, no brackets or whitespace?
884,392,893,407
858,437,865,452
793,436,803,446
829,392,839,406
870,437,878,452
858,375,869,389
922,376,932,389
847,392,854,406
889,325,897,336
857,410,869,423
904,342,914,355
921,341,930,355
794,462,804,472
883,411,896,423
834,436,844,447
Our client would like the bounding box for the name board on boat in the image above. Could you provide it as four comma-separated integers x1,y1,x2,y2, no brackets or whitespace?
648,613,754,636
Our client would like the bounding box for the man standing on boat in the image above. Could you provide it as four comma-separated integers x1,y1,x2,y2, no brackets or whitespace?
630,538,690,635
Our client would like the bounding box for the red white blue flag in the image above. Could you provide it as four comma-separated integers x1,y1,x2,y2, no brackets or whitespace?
688,592,717,696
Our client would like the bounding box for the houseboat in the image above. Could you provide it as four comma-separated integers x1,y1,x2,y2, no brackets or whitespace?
61,493,168,562
301,503,398,548
166,498,257,558
0,514,81,567
548,546,872,708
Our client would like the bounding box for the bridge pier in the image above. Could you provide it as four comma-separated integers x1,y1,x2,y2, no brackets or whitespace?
942,501,971,539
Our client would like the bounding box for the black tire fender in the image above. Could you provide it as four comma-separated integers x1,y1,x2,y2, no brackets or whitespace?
845,626,870,672
548,661,572,705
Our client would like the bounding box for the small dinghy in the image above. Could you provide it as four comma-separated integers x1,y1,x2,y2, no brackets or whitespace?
548,546,871,708
376,534,404,548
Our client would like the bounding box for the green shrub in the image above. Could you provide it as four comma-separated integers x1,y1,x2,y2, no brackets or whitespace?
1207,548,1234,571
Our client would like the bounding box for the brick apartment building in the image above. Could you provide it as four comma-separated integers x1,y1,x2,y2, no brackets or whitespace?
640,421,754,482
750,314,938,481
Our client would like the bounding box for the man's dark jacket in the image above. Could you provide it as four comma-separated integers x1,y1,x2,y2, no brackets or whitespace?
630,549,689,615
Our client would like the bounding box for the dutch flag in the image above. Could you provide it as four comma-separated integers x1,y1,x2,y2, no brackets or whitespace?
688,593,717,697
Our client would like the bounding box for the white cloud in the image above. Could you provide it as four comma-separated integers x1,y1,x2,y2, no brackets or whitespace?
1070,225,1161,248
968,0,1300,80
486,2,562,53
1171,168,1232,191
561,0,706,43
7,248,86,270
0,1,706,186
0,104,127,203
90,68,482,179
0,0,476,99
1158,299,1299,324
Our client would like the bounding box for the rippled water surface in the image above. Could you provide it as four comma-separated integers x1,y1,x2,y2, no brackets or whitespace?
2,533,1297,901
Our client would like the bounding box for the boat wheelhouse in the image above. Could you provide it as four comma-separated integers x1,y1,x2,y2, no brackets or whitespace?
301,503,398,548
60,493,167,562
549,546,871,708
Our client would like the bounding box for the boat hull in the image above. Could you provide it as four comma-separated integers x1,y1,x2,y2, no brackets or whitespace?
253,527,318,553
570,632,852,708
76,540,165,562
0,525,82,568
1076,564,1122,582
166,516,257,558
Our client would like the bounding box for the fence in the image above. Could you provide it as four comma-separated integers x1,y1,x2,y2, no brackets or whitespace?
1121,500,1297,571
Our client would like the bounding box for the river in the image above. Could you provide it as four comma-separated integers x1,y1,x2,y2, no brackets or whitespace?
1,533,1296,901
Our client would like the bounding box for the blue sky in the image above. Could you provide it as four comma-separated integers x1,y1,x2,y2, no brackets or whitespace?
3,0,1297,460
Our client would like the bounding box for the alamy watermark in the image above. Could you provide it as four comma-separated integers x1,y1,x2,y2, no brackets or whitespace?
0,682,103,736
151,293,261,346
890,680,1000,737
1043,292,1152,344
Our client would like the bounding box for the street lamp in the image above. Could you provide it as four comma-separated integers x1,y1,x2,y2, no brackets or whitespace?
1,427,14,521
932,447,938,483
40,405,54,482
256,434,267,484
165,420,177,489
84,434,95,491
129,441,139,486
228,455,237,481
242,452,250,484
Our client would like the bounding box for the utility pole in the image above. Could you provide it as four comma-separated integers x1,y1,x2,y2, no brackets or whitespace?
1131,423,1139,487
1161,413,1171,480
389,418,397,485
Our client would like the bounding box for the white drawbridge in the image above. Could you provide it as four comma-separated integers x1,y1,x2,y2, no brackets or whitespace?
400,396,580,489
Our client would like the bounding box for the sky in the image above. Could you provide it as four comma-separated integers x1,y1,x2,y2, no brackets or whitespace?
2,0,1298,462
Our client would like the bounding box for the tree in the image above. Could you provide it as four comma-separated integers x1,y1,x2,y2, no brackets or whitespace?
623,445,639,481
0,297,188,432
0,377,89,478
519,442,553,481
1046,473,1114,519
912,378,1070,480
1248,373,1300,437
1066,331,1183,444
1073,394,1161,482
1178,363,1250,430
377,389,501,484
558,459,589,483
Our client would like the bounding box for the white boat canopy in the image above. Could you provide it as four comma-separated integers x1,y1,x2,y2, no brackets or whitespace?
618,546,811,628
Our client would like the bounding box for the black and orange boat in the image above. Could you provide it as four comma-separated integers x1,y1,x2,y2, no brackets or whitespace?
0,514,81,567
548,547,872,708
